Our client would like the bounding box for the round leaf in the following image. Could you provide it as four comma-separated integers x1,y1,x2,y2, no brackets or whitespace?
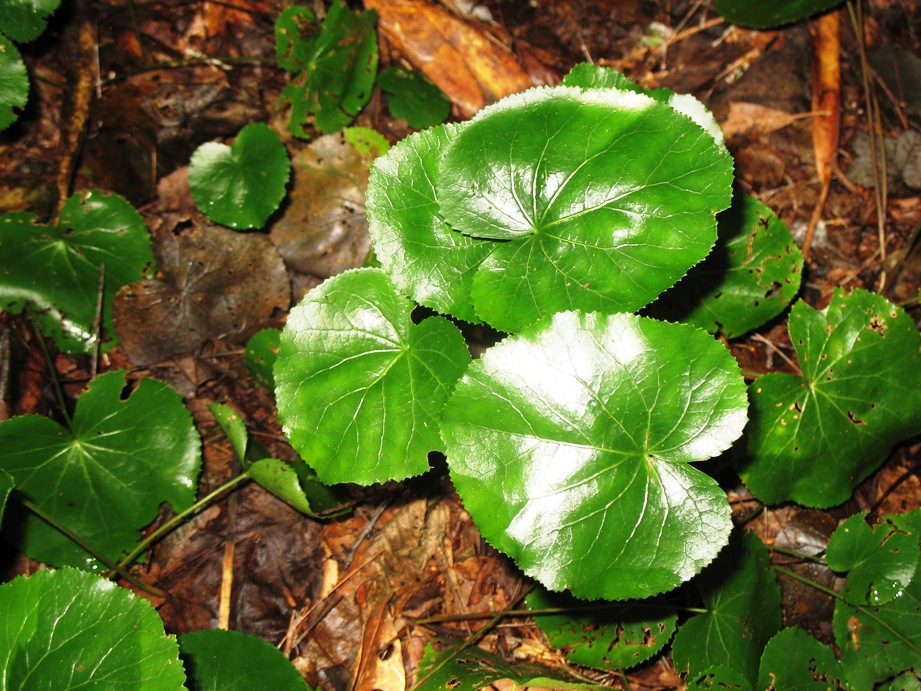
0,370,201,570
179,628,309,690
0,190,153,354
378,66,451,129
442,311,747,600
757,628,846,690
739,289,921,507
437,86,733,332
0,34,28,131
189,123,290,229
274,268,470,485
0,568,186,689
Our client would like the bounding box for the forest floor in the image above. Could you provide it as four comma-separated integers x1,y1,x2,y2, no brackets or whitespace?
2,0,920,688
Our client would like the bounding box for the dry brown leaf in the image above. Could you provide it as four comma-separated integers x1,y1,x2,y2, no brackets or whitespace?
350,601,405,691
721,102,817,140
810,10,841,188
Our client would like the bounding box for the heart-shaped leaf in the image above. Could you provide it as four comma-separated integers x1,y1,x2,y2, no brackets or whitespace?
671,531,782,684
274,268,470,485
0,190,153,354
0,568,186,690
442,311,747,600
378,66,451,129
189,123,290,230
179,629,310,690
0,34,28,131
739,289,921,507
0,370,201,570
0,0,61,43
757,627,846,690
649,193,803,337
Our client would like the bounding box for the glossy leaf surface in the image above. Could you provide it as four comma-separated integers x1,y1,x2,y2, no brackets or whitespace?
443,311,747,600
526,587,677,671
189,123,290,230
0,35,27,131
740,289,921,507
672,532,782,684
715,0,843,28
0,371,200,570
0,0,60,42
179,629,309,691
757,628,846,690
275,268,469,485
0,190,153,354
0,568,186,689
649,193,803,337
437,87,733,332
378,66,450,129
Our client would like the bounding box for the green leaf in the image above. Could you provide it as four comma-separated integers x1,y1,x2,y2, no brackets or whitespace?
367,124,493,324
0,0,61,43
714,0,843,28
0,34,28,131
0,468,12,525
526,587,677,671
276,0,378,136
649,193,803,337
0,190,153,354
436,85,733,332
757,628,846,690
244,328,281,388
739,289,921,507
0,568,186,689
275,268,470,485
414,641,608,690
672,531,783,684
685,666,753,691
377,66,451,129
246,457,340,516
189,123,290,230
826,511,920,607
179,629,309,691
209,402,249,461
0,371,201,570
442,311,747,600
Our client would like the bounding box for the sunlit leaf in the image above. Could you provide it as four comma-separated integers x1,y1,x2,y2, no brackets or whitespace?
0,34,28,131
739,289,921,507
378,66,450,129
0,371,201,570
274,268,470,485
443,311,746,600
0,569,186,689
757,628,846,690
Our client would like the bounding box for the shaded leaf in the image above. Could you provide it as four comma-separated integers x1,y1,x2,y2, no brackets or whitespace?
672,531,782,683
649,193,803,338
275,268,470,485
0,568,186,689
0,0,60,43
442,311,746,600
714,0,843,28
757,628,846,690
113,218,290,365
179,628,309,691
0,370,201,570
378,66,450,129
244,328,281,388
189,123,290,230
0,468,11,525
526,587,677,671
209,402,249,461
0,190,153,354
739,289,921,507
685,666,753,691
0,34,28,131
245,458,340,517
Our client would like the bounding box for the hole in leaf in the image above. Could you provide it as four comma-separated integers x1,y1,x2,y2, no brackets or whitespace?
847,411,867,425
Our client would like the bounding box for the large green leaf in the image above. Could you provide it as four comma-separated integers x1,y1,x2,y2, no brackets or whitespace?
739,289,921,507
0,34,28,131
179,629,310,691
757,628,846,690
0,190,153,354
0,568,186,689
0,468,12,525
189,123,290,230
0,371,201,570
671,531,783,684
714,0,843,28
442,311,747,600
0,0,60,43
276,0,378,136
435,86,733,332
274,268,470,485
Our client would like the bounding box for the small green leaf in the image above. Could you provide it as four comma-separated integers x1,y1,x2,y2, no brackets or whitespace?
276,0,378,135
826,511,920,607
649,193,803,337
244,328,281,388
189,123,290,230
0,190,153,354
526,587,677,671
246,458,340,516
275,268,470,485
0,0,61,43
0,34,28,131
0,371,201,570
0,568,187,689
757,628,846,690
209,402,249,462
343,126,390,158
0,468,12,525
179,629,309,691
378,66,451,129
739,289,921,507
714,0,843,28
442,311,747,600
672,531,782,684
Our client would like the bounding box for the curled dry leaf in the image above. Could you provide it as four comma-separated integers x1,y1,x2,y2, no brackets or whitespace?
113,215,290,365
